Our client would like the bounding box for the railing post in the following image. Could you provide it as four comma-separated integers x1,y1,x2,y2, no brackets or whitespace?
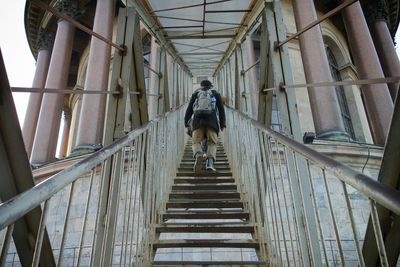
104,7,148,144
92,7,148,266
158,48,170,114
259,2,323,265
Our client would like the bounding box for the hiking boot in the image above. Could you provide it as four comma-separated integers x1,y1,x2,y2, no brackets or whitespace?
194,152,203,173
206,158,216,172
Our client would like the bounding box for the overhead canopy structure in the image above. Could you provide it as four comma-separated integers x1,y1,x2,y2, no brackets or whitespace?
132,0,258,77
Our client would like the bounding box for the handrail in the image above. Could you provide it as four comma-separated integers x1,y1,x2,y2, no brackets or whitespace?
225,105,400,214
0,104,186,230
0,125,147,230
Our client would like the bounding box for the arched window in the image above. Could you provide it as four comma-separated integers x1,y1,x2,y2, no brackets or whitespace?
326,47,355,139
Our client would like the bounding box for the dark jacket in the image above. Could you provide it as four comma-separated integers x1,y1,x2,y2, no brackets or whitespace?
184,87,226,134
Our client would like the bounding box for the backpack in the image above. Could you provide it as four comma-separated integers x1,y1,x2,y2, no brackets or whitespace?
193,89,216,116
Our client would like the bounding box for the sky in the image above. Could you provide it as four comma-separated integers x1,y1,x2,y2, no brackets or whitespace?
1,0,400,127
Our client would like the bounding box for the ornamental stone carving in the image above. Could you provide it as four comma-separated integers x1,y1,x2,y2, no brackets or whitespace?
362,0,389,24
54,0,84,20
36,28,54,51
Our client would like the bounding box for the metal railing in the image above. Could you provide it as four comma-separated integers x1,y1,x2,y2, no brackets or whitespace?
0,106,187,266
223,106,400,266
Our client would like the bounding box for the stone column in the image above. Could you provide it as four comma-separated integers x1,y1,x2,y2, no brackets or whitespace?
342,2,393,144
363,0,400,100
74,0,115,153
22,29,53,157
292,0,348,140
58,108,71,158
31,0,79,165
245,37,258,119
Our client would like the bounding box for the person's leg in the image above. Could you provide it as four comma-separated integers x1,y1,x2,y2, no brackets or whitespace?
192,127,205,172
205,128,218,171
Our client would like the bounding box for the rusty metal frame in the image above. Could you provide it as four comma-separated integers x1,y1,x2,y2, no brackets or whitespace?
0,51,55,267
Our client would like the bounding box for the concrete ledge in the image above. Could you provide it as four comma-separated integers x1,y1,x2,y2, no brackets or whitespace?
32,154,92,182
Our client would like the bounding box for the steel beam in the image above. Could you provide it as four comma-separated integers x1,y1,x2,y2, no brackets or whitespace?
129,0,192,76
258,3,323,265
167,35,236,40
178,52,225,56
158,48,170,114
362,93,400,266
214,0,266,76
150,0,233,13
0,51,55,266
154,15,243,26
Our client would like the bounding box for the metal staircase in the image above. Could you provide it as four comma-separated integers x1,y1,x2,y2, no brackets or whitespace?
152,139,267,266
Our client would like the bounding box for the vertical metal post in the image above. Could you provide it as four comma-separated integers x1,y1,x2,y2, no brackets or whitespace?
31,200,50,267
0,224,14,266
260,2,323,265
257,11,273,125
239,41,253,116
234,48,241,110
101,151,124,266
158,49,170,114
104,7,148,144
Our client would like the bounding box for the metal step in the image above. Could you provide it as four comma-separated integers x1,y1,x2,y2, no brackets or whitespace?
162,211,249,220
176,172,233,177
171,184,237,191
169,192,240,199
178,168,231,172
174,178,235,184
181,159,229,163
166,201,243,209
152,239,259,249
152,260,268,266
155,224,255,233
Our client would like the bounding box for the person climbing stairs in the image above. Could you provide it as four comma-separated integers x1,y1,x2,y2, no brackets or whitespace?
151,139,267,266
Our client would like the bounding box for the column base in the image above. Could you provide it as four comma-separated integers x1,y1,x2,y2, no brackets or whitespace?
317,131,352,142
31,162,48,169
31,158,59,169
69,144,103,157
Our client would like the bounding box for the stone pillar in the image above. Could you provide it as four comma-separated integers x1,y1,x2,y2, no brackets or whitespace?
58,108,71,158
363,0,400,100
292,0,348,140
22,29,53,157
75,0,115,151
342,2,393,144
31,0,79,165
245,37,258,119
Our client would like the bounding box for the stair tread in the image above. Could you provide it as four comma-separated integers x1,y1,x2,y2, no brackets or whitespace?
153,239,260,248
174,178,235,183
168,198,241,202
166,201,243,208
176,172,233,177
172,185,237,189
155,224,255,233
162,212,249,220
152,260,267,266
